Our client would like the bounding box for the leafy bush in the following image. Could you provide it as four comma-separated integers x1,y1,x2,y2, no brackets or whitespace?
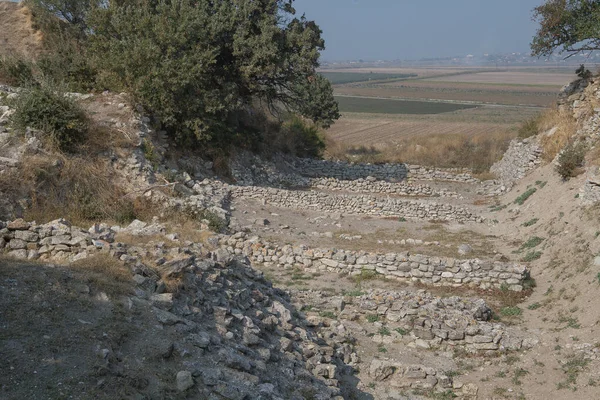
10,85,87,151
514,188,537,205
576,64,592,79
500,306,522,317
23,0,98,92
556,142,586,180
280,116,325,158
522,218,539,227
522,251,543,262
519,236,544,251
366,314,379,323
518,116,541,139
37,48,98,93
0,57,35,86
21,0,339,151
197,209,227,233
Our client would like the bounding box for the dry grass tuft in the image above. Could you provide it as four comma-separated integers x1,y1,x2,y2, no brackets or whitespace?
70,253,133,296
83,121,136,154
16,155,133,225
0,116,151,225
538,109,578,161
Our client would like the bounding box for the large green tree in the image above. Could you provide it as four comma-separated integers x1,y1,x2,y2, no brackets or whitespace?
28,0,339,145
532,0,600,58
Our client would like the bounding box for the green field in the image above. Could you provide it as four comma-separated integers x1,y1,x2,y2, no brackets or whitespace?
321,72,417,85
335,96,478,114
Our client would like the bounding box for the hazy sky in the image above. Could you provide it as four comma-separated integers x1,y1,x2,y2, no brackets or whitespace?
293,0,544,61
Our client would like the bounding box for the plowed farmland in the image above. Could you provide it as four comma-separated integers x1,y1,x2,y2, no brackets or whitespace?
428,71,574,85
335,83,559,107
324,67,567,163
326,106,537,147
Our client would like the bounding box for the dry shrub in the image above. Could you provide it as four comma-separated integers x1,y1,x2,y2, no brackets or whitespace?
326,130,514,173
12,155,137,225
83,121,135,154
556,141,586,180
168,220,216,245
1,113,146,224
539,109,578,161
0,56,35,86
71,253,132,296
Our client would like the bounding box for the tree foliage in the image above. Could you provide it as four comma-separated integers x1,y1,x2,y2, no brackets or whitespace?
532,0,600,57
26,0,339,146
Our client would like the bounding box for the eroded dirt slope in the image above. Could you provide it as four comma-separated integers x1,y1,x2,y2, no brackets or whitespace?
0,1,42,59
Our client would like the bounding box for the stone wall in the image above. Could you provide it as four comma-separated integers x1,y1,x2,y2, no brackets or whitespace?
228,185,481,222
230,151,478,186
218,234,529,291
490,137,542,186
310,177,460,198
289,158,478,183
0,218,116,262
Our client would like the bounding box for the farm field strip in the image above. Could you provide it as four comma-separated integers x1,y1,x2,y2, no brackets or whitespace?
427,71,575,85
334,95,478,114
320,67,479,76
323,68,550,161
378,80,562,91
334,87,556,107
320,71,417,84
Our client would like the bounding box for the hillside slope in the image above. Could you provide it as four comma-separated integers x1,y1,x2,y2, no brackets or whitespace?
0,1,42,59
3,70,600,399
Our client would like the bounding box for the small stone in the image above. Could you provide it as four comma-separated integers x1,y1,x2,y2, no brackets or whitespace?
369,359,395,381
150,293,174,309
176,371,194,392
458,244,472,255
8,219,29,230
9,239,27,250
462,383,478,398
15,230,39,242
